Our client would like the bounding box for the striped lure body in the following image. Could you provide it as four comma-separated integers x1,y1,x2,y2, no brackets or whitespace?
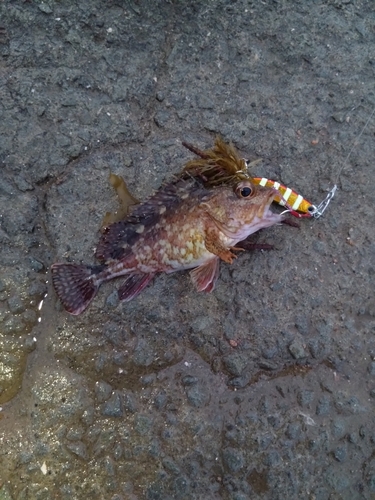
252,177,316,218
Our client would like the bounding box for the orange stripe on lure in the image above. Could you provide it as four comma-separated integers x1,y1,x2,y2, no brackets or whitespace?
252,177,317,218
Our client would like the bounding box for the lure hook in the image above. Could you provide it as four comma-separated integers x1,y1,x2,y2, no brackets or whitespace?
309,185,337,219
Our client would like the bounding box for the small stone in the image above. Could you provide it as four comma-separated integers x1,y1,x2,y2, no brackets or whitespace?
24,335,37,351
7,295,25,314
101,391,123,417
222,447,244,473
191,315,214,333
347,432,358,444
186,384,209,408
113,443,123,461
174,476,189,496
223,353,248,376
334,446,347,462
154,390,167,410
81,407,94,426
38,2,53,13
23,309,37,324
181,375,198,386
331,419,346,439
95,381,113,403
297,389,314,408
285,423,301,440
123,391,138,413
316,396,330,416
154,110,170,128
104,456,115,475
162,457,180,474
66,427,84,441
106,290,119,309
66,441,88,460
258,360,278,371
135,414,153,435
368,362,375,375
156,91,165,102
14,175,34,192
3,316,25,334
263,450,280,467
288,339,307,359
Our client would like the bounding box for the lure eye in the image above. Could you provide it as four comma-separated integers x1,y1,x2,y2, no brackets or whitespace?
235,182,254,199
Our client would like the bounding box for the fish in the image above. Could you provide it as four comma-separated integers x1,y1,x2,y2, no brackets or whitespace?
51,139,286,315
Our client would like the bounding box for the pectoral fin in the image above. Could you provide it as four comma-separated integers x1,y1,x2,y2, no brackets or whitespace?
118,273,154,302
190,257,220,292
204,228,237,263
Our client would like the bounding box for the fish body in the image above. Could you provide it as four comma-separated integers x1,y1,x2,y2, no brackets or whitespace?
51,140,285,315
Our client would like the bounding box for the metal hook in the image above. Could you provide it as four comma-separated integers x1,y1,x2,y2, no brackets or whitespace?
310,185,337,219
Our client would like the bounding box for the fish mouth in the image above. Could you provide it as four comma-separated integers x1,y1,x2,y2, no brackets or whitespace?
257,189,285,222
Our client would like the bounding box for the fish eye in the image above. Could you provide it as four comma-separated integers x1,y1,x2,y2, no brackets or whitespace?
235,182,254,198
241,187,252,197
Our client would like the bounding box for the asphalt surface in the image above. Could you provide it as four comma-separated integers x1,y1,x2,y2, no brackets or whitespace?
0,1,375,499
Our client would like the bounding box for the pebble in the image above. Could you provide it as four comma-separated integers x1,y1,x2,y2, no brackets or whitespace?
222,447,245,473
95,381,113,403
316,396,331,416
162,457,180,474
186,384,209,408
288,339,307,359
123,391,138,413
154,390,167,410
285,423,301,440
263,450,281,467
66,441,88,460
134,414,153,435
106,290,120,309
174,476,189,497
7,295,25,314
297,390,314,408
334,446,347,462
223,353,248,376
101,391,123,417
331,419,346,440
181,375,198,386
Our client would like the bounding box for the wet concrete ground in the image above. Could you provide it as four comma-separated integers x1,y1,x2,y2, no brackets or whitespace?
0,0,375,498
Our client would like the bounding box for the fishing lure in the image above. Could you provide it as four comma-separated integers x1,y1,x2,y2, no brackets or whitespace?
251,177,317,218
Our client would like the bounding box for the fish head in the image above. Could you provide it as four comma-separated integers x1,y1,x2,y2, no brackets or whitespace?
201,180,284,241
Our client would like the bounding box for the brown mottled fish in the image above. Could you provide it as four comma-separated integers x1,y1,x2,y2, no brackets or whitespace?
51,139,285,315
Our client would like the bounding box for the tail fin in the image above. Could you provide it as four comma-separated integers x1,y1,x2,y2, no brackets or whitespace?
51,263,100,315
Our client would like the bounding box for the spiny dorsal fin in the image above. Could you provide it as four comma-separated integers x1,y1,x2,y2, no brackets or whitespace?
182,137,251,186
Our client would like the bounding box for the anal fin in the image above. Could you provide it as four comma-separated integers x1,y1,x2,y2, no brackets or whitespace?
190,257,220,293
118,273,154,302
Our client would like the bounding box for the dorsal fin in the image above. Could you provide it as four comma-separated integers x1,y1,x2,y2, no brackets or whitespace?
182,136,250,186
